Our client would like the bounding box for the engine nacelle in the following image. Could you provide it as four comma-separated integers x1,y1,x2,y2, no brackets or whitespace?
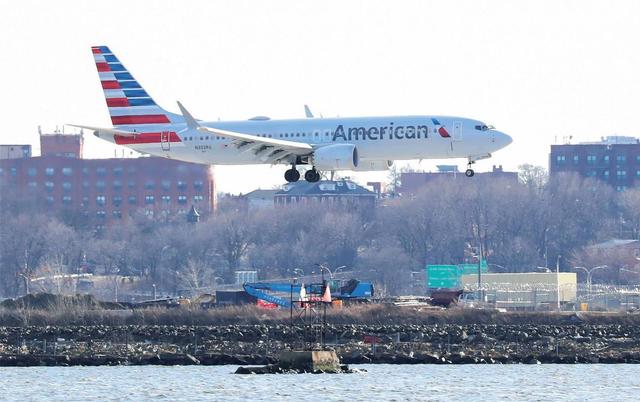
353,159,393,172
312,144,359,170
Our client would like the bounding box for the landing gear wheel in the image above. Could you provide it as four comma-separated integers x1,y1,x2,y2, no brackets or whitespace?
284,168,300,183
305,168,321,183
465,169,475,177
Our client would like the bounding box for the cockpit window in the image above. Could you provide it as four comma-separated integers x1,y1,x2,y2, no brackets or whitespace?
474,124,495,131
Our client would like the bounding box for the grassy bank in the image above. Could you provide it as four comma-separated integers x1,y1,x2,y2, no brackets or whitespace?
2,302,640,327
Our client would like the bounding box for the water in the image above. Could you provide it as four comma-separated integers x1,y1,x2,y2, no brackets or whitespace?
0,364,637,401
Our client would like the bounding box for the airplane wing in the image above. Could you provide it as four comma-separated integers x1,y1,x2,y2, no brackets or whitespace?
197,125,313,163
66,124,138,137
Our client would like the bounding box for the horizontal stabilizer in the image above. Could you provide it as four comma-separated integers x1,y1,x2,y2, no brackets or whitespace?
66,124,138,137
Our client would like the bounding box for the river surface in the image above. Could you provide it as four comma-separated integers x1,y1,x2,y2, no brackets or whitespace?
0,364,637,401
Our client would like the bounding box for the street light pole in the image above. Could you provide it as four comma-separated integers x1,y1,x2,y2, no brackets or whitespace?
477,243,483,303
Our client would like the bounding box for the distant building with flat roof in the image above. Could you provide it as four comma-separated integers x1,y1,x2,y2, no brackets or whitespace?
400,165,518,196
0,131,216,229
0,144,31,160
549,136,640,191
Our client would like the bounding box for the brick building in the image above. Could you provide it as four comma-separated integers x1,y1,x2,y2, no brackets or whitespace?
400,165,518,196
0,132,215,227
549,136,640,191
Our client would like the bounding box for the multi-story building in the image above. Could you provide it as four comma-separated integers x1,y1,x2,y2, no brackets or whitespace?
549,136,640,191
400,165,518,196
0,132,215,227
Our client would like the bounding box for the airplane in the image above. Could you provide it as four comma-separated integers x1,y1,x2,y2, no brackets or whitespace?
71,46,512,183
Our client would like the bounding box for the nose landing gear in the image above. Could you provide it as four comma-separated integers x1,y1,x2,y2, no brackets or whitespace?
465,161,475,177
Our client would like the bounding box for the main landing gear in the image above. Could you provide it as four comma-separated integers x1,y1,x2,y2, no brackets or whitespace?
284,167,300,183
305,168,321,183
284,166,321,183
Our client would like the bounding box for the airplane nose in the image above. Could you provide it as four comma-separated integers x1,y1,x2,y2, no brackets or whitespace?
494,130,512,149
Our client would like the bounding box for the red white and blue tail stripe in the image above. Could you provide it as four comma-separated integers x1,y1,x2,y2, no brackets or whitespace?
91,46,182,130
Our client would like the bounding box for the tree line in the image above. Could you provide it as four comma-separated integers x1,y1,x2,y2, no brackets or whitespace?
1,166,639,298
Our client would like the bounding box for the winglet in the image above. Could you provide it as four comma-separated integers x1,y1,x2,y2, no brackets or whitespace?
304,104,314,118
177,101,200,129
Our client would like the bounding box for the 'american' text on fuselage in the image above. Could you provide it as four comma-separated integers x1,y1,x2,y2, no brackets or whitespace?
332,123,430,142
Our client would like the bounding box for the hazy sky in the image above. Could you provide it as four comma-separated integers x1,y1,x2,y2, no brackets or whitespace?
1,0,638,194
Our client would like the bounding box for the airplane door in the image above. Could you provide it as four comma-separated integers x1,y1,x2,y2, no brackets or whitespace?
160,131,171,151
453,121,463,141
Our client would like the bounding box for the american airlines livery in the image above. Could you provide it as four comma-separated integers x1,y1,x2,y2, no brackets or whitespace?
72,46,512,182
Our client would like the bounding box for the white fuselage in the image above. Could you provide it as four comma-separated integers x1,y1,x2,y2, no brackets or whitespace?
120,115,511,167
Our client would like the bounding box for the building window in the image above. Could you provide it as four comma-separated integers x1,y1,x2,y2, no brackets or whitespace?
96,195,106,206
82,167,89,175
161,195,171,203
128,166,137,173
62,182,72,191
556,155,565,164
46,196,54,205
161,180,171,190
45,167,55,176
637,170,640,177
193,195,204,203
573,155,579,163
28,167,37,177
617,155,626,163
144,180,155,190
96,180,105,190
113,180,122,190
62,196,72,205
81,196,89,207
113,167,123,176
45,181,54,191
96,167,107,176
177,181,187,190
604,155,610,162
27,181,37,188
617,186,627,192
96,211,106,219
617,170,627,178
145,195,155,204
10,167,17,176
113,196,122,206
586,170,597,177
178,195,187,204
128,195,137,205
62,167,72,176
587,155,596,164
128,180,136,189
604,170,610,177
112,210,122,219
194,180,204,190
145,209,154,217
82,180,89,190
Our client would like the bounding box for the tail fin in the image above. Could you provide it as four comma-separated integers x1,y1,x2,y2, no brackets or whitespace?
91,46,182,129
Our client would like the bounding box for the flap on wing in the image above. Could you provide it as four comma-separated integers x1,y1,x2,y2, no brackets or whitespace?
66,124,138,137
197,126,313,152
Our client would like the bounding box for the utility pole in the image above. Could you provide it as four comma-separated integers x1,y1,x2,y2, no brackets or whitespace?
556,255,562,310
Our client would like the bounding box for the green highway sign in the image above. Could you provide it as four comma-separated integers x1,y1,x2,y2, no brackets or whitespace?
426,260,488,289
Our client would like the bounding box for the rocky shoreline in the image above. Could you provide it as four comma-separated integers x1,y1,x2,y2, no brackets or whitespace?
1,322,639,366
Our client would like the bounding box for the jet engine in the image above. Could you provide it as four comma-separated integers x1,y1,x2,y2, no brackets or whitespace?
312,144,359,170
353,160,393,172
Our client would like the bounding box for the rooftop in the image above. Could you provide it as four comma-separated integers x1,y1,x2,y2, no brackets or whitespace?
276,179,375,196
